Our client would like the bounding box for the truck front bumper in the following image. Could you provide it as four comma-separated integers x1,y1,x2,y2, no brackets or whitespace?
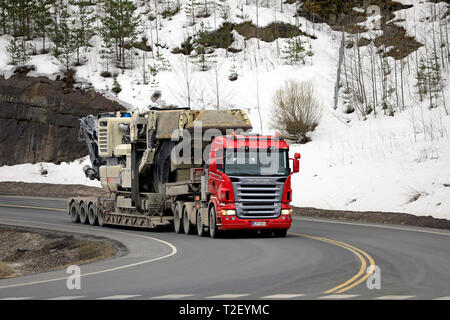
217,215,292,231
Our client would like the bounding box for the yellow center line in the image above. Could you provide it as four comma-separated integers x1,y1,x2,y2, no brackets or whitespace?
0,203,66,212
290,232,376,294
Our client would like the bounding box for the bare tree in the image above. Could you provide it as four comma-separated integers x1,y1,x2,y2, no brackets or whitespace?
171,55,198,108
254,52,263,133
209,61,233,109
256,0,260,50
270,80,322,144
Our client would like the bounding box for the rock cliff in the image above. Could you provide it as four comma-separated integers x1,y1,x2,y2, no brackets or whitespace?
0,72,125,166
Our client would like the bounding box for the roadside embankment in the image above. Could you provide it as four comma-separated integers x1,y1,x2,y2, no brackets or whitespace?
0,224,126,279
293,207,450,230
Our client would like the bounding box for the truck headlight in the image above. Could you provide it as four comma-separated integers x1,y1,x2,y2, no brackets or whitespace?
221,210,236,216
281,209,293,215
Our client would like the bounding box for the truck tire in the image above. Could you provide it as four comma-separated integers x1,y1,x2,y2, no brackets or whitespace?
88,203,98,226
183,204,194,235
79,202,89,224
153,140,176,194
209,206,220,239
70,202,80,223
97,205,105,227
173,201,184,234
274,229,288,237
196,208,205,237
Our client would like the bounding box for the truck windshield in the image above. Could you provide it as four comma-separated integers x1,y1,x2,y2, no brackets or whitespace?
222,149,290,176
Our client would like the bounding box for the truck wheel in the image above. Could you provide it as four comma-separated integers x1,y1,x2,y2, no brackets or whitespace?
97,205,105,227
173,201,184,234
70,202,80,223
183,205,194,235
196,209,205,237
274,229,288,238
79,202,89,224
209,206,220,239
88,203,98,226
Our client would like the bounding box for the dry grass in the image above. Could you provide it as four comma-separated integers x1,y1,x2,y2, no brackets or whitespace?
0,261,14,279
77,241,116,262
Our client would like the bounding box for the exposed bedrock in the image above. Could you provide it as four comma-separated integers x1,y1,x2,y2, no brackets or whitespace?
0,71,125,166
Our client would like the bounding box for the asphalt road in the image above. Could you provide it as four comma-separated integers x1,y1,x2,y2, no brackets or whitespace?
0,195,449,300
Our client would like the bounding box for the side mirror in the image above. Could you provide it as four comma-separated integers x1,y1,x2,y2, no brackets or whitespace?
291,153,301,173
293,159,300,173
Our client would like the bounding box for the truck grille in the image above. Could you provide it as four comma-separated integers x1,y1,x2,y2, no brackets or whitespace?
231,177,286,219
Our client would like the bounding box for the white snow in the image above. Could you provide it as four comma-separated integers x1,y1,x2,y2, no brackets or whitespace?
0,157,101,187
0,0,449,219
290,107,450,219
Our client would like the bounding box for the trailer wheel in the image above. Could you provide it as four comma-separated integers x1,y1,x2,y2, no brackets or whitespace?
88,203,98,226
97,205,105,227
196,209,205,237
70,202,80,223
173,201,184,234
209,206,220,239
79,202,89,224
183,205,194,235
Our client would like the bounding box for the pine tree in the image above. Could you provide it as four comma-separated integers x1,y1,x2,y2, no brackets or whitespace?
7,36,32,67
51,5,77,72
216,0,230,21
148,63,159,91
100,38,114,76
0,1,10,35
112,77,122,94
8,0,34,38
416,57,428,97
33,0,53,53
192,22,215,71
101,0,141,68
184,0,197,26
155,51,172,72
428,48,443,109
193,44,210,71
228,63,238,81
198,0,211,18
306,43,314,64
282,37,307,65
70,0,95,65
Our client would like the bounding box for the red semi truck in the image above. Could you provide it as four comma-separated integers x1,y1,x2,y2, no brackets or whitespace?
69,108,300,238
195,134,300,237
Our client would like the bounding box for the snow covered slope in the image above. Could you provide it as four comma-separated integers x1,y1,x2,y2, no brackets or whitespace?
0,0,449,218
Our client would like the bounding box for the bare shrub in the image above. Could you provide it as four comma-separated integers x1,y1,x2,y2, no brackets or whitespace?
0,261,14,279
270,80,322,143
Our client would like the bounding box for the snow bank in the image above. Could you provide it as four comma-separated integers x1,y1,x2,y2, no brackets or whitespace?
0,157,101,187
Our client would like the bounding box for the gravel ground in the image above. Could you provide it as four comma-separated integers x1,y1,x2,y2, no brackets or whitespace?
0,224,127,279
0,182,106,198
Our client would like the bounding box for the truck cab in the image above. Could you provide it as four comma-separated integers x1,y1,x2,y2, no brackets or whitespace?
206,134,300,237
